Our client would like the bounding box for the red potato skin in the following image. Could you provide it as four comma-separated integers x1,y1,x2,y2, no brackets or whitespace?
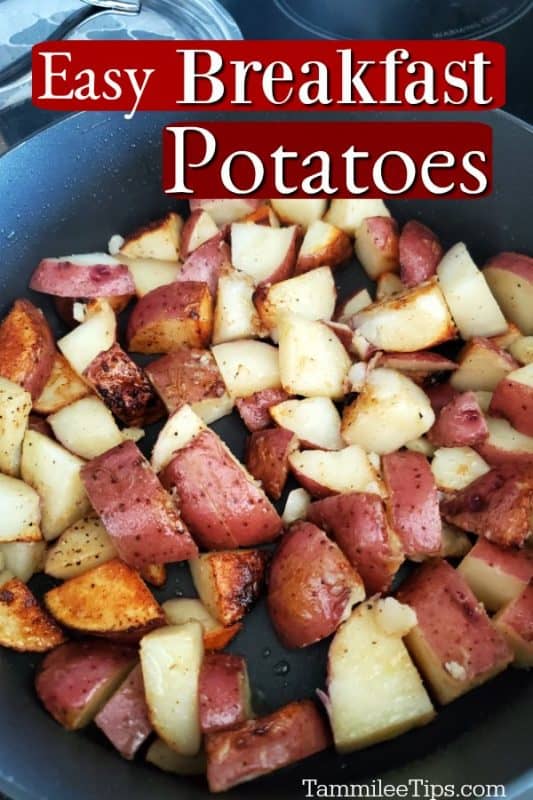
324,321,354,354
235,388,291,432
397,560,512,686
0,299,55,400
176,235,231,296
295,227,352,275
440,466,533,548
382,451,442,559
35,641,136,730
484,251,533,282
94,664,152,759
245,428,298,500
206,700,330,793
489,377,533,436
145,347,226,414
377,352,457,381
465,538,533,583
30,258,135,298
180,210,217,259
475,439,533,468
424,382,459,415
199,653,249,734
307,493,404,594
28,413,54,438
84,342,163,426
126,281,213,353
160,429,282,549
267,521,364,648
399,220,443,288
428,391,489,447
362,216,400,260
81,440,198,569
497,584,533,643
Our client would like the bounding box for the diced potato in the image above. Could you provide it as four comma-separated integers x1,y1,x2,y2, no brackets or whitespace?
254,267,336,337
48,396,123,460
140,622,204,755
278,314,351,400
0,377,32,476
213,270,264,344
281,488,311,526
437,243,507,339
326,601,434,752
58,301,116,376
212,340,281,398
120,256,181,297
146,739,206,775
119,212,182,261
289,445,383,498
335,288,372,324
44,516,117,580
34,354,91,415
431,446,491,492
270,198,327,228
494,584,533,668
270,397,343,450
0,473,42,542
21,430,90,540
458,538,533,612
324,199,390,235
451,337,518,392
0,578,65,652
231,223,298,285
509,336,533,365
354,217,400,280
151,405,206,473
341,368,435,454
162,597,241,651
0,541,46,583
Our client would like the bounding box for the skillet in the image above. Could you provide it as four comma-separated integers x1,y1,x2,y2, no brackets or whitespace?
0,108,531,800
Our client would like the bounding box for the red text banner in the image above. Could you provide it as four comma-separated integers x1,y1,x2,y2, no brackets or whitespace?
161,121,492,199
32,40,505,117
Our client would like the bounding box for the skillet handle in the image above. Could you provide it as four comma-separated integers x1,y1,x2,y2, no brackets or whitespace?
0,5,100,89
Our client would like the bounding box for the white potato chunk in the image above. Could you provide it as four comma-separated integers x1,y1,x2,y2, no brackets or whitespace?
289,445,383,496
212,340,280,398
34,354,91,415
0,474,42,542
509,336,533,365
0,541,46,583
281,488,311,526
231,223,298,285
324,199,390,235
120,256,181,297
119,212,182,261
213,270,264,344
58,301,116,376
48,396,123,460
270,198,327,228
146,739,206,776
255,267,336,337
0,377,31,476
151,405,206,473
431,447,490,492
270,397,343,450
44,516,117,580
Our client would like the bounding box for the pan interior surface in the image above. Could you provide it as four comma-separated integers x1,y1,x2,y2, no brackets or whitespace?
0,109,531,800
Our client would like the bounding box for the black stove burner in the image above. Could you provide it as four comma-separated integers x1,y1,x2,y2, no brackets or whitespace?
273,0,532,39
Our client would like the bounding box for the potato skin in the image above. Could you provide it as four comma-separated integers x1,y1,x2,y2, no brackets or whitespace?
245,428,298,500
382,451,442,558
95,664,152,758
81,441,198,568
235,388,291,432
489,376,533,436
160,430,282,549
267,521,364,648
146,347,226,415
424,382,459,415
36,641,136,730
397,559,512,704
84,343,163,426
307,493,403,594
399,220,443,288
30,258,135,298
0,579,65,652
206,700,330,792
440,466,533,547
428,391,488,447
176,235,231,296
0,299,55,399
199,653,249,734
126,281,213,353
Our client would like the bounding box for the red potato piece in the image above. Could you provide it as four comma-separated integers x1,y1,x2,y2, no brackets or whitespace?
161,429,282,549
494,584,533,667
458,537,533,611
95,664,152,759
490,322,522,350
81,440,198,569
243,203,279,226
145,347,228,416
334,288,372,324
376,352,457,384
231,222,299,286
245,428,298,500
382,451,442,559
483,252,533,335
0,579,65,652
30,256,135,298
84,343,163,426
189,198,262,226
205,700,330,793
44,558,165,641
451,337,519,392
28,414,54,438
176,235,231,296
489,364,533,436
440,465,533,548
181,210,219,259
307,493,404,594
354,216,400,279
399,220,443,288
190,549,269,626
475,416,533,467
34,353,91,416
428,391,489,447
235,388,291,432
119,212,182,262
267,521,365,648
397,559,513,704
126,281,213,354
199,653,251,734
0,299,55,400
36,641,136,730
424,382,459,415
295,220,352,274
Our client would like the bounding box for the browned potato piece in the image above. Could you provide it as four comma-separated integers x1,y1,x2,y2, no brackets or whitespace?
34,353,91,415
127,282,213,354
189,549,269,626
399,220,443,288
140,563,167,587
245,428,298,500
0,578,65,652
84,342,163,426
44,558,165,640
119,212,182,261
0,299,55,400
